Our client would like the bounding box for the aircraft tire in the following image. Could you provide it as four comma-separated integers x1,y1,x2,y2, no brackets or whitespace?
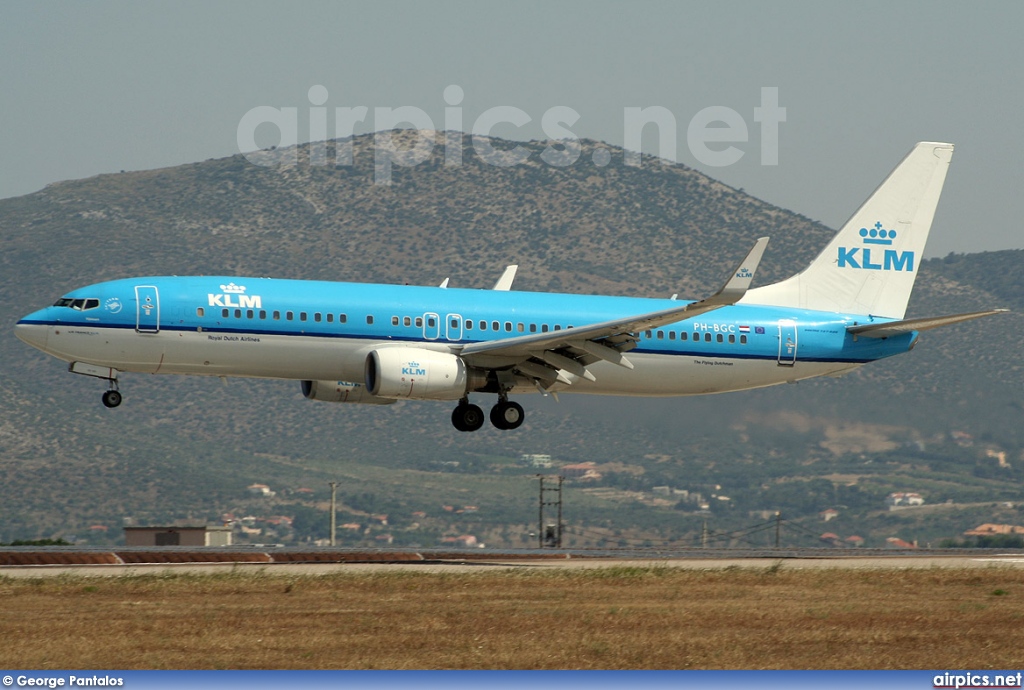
490,400,524,430
452,403,484,432
102,390,122,408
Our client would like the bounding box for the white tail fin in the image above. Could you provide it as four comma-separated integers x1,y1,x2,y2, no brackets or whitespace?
742,142,954,319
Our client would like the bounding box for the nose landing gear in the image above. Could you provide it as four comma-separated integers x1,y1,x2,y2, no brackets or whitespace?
68,362,123,408
101,389,122,408
101,384,122,408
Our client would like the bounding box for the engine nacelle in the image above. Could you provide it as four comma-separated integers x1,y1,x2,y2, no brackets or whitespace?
301,380,396,405
365,347,468,401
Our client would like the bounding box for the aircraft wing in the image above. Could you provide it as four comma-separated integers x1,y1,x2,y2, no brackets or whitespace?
847,309,1009,338
457,238,769,385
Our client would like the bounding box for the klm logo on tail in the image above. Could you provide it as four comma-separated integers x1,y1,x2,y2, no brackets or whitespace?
838,222,914,272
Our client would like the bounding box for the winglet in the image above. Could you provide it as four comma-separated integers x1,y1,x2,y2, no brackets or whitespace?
492,265,518,291
438,277,450,289
699,237,769,308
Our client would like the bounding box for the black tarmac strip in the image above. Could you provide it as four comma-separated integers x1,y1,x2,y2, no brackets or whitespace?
2,545,1024,568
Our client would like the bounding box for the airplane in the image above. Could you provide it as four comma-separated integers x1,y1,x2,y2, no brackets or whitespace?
14,142,1007,432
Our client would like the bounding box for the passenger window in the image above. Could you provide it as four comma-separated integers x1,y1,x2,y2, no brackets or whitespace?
300,312,307,322
740,335,747,344
222,309,229,318
197,307,205,318
517,323,524,332
314,313,322,322
704,333,712,342
326,313,333,323
427,317,436,327
492,321,499,331
645,330,652,339
657,331,664,339
669,331,675,340
404,316,411,327
479,321,487,331
339,314,347,324
554,325,561,331
716,333,723,343
530,324,537,333
465,320,473,330
259,310,267,319
505,322,512,332
728,334,735,343
452,318,459,328
367,315,374,325
542,324,549,333
415,317,422,327
286,311,294,321
681,332,688,341
392,316,399,326
273,311,280,320
246,309,254,319
234,309,242,318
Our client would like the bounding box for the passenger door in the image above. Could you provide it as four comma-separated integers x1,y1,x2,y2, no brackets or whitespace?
777,319,797,366
135,285,160,333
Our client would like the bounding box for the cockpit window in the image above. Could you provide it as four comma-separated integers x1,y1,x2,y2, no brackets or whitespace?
54,297,101,310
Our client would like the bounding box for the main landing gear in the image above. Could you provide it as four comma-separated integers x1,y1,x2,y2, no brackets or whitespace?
452,395,525,432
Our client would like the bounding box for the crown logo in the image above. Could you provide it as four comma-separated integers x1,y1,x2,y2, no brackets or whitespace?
407,361,420,368
220,282,246,293
859,221,897,246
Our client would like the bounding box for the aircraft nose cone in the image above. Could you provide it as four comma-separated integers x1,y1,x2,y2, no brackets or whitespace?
14,317,49,351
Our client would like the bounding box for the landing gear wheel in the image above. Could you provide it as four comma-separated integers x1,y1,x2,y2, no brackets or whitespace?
490,400,525,430
452,402,485,432
102,390,122,408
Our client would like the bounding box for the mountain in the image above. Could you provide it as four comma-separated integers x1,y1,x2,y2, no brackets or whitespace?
1,131,1020,546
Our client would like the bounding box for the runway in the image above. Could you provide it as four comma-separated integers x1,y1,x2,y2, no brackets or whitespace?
3,547,1024,577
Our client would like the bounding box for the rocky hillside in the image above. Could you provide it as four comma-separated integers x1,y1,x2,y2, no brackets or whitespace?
1,132,1019,540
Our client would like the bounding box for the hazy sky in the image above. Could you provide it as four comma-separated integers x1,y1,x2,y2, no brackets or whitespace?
2,1,1022,257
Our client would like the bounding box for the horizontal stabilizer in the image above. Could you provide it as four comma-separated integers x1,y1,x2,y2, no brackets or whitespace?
848,309,1008,338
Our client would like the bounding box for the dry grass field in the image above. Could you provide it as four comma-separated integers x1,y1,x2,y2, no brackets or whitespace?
2,565,1023,669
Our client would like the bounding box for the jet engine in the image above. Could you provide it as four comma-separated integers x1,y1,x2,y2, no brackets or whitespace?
301,380,396,405
365,347,469,400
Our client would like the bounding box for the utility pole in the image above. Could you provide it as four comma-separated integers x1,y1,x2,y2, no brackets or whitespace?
774,511,781,548
537,475,564,548
701,519,708,549
329,481,338,547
